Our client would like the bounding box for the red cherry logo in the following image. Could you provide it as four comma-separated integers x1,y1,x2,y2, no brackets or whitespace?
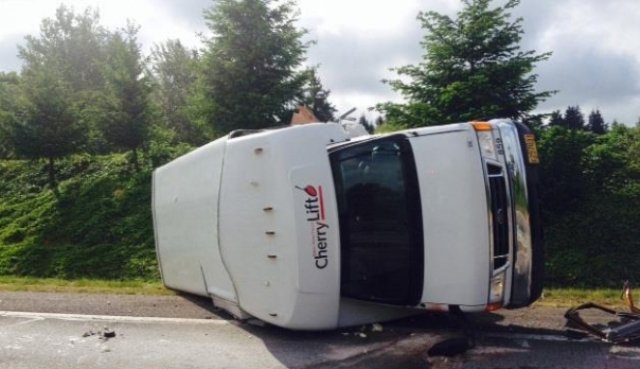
304,185,317,197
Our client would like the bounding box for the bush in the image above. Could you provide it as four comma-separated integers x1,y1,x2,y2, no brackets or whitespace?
539,125,640,288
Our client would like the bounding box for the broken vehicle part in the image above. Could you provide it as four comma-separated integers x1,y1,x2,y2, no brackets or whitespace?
565,283,640,344
623,281,640,314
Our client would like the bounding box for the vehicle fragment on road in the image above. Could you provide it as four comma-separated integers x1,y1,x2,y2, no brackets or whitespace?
564,282,640,344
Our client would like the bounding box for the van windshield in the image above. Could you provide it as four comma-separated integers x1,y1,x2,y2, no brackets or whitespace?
330,135,424,305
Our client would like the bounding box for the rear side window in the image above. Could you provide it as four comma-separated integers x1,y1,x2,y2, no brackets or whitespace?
330,136,423,305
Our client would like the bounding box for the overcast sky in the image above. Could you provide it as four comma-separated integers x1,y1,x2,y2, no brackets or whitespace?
1,0,639,125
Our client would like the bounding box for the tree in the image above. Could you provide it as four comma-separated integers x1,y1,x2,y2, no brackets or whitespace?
626,124,640,176
18,5,110,153
537,126,594,215
540,124,640,286
564,105,585,130
522,113,544,131
194,0,311,134
587,109,607,134
150,40,202,144
0,72,21,158
5,5,104,189
378,0,554,127
295,68,336,122
548,110,564,127
98,25,153,171
583,126,629,194
6,66,84,191
19,5,108,92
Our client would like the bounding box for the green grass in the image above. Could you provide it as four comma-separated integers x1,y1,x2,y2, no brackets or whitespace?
0,275,172,295
0,154,160,280
0,276,631,309
536,288,627,308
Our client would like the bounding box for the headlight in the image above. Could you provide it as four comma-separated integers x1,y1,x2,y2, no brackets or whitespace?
476,131,497,160
489,273,505,304
472,121,497,160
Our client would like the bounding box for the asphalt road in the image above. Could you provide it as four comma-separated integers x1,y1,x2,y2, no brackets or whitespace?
1,292,639,368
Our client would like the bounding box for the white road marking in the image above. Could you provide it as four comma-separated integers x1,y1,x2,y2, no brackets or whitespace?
10,316,44,327
609,345,640,359
0,310,231,325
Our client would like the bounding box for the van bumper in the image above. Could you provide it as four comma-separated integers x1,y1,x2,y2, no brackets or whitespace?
494,120,544,308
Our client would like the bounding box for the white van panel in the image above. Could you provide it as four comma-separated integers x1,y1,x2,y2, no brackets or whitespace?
218,124,347,329
410,129,490,306
153,137,236,301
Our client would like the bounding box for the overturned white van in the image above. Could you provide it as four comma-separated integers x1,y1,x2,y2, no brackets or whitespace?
152,119,543,330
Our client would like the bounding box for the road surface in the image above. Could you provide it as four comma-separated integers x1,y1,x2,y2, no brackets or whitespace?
1,291,639,368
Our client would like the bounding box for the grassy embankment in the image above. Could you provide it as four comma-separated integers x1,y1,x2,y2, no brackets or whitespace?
0,154,159,282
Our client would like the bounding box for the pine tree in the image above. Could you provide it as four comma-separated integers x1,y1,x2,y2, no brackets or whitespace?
194,0,310,134
151,40,201,144
5,5,106,190
587,109,607,134
18,5,110,152
379,0,554,127
548,110,564,127
19,5,108,93
7,66,84,191
98,25,153,171
564,105,585,130
295,68,336,122
0,72,20,158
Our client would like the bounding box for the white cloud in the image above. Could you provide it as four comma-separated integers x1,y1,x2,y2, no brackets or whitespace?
536,0,640,57
298,0,427,36
0,0,59,40
520,0,640,123
0,0,203,61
